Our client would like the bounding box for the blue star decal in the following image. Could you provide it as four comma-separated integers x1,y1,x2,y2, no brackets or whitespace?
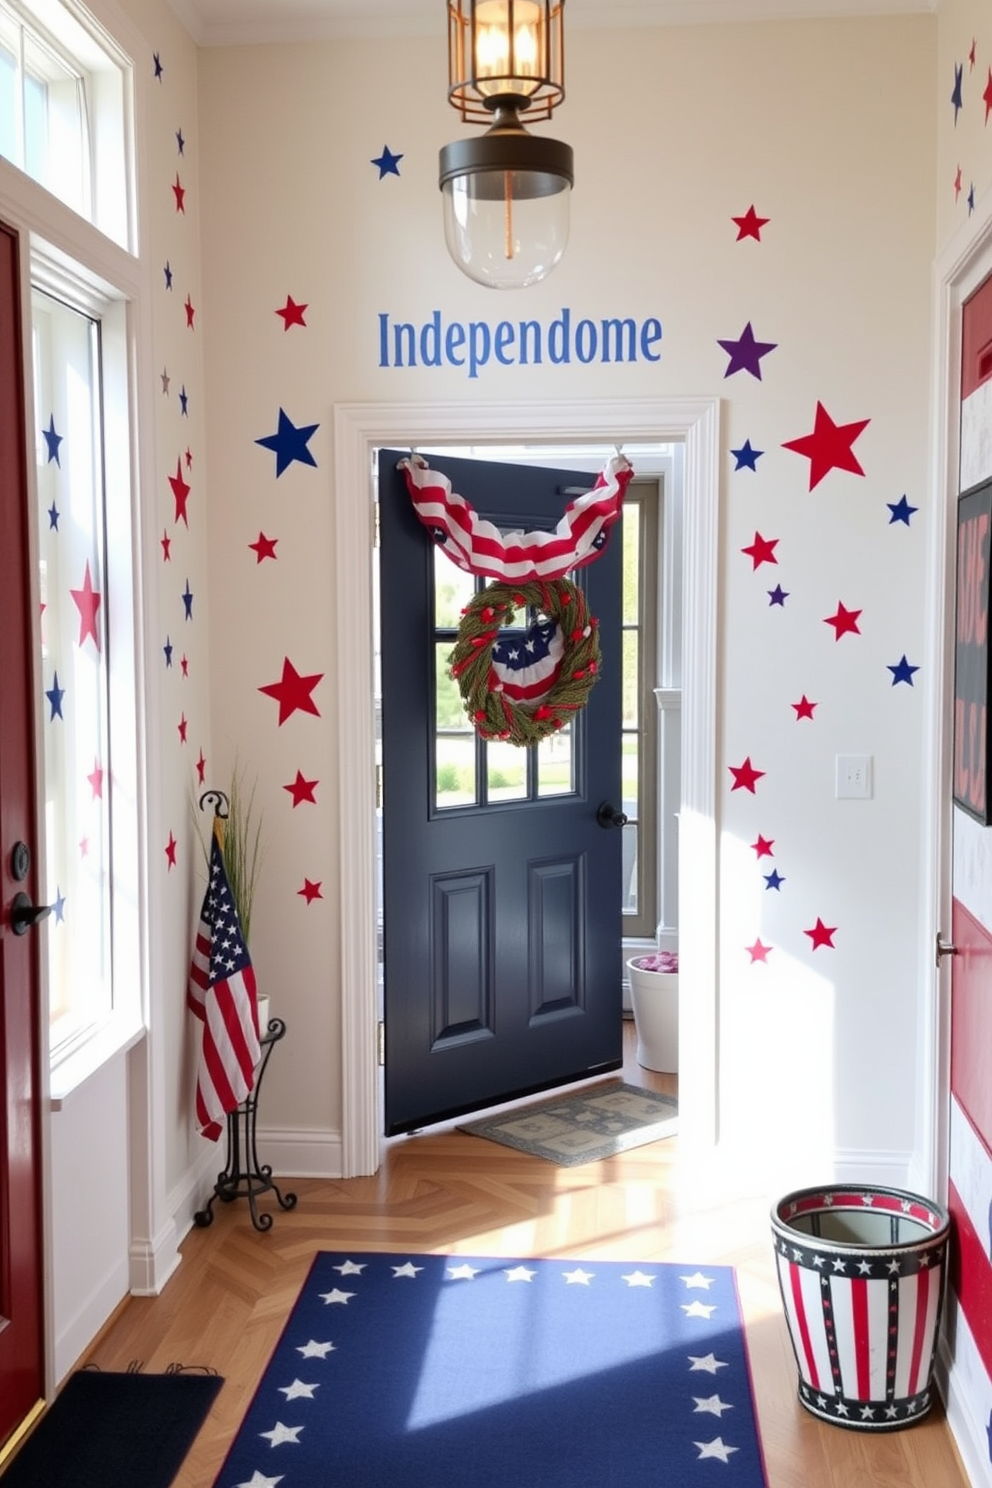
731,439,763,471
43,414,63,465
986,1407,991,1465
153,51,163,81
768,584,789,607
179,385,189,416
176,126,185,154
164,635,173,667
764,869,785,890
48,502,60,530
163,260,173,290
888,655,919,686
46,672,65,720
182,580,194,620
968,183,976,215
951,61,963,122
52,886,66,923
255,407,319,477
372,144,403,178
887,495,917,525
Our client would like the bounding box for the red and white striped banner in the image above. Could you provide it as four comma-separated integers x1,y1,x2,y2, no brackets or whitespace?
397,453,633,582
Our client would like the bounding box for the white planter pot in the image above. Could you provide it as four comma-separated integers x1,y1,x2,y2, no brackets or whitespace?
625,959,678,1073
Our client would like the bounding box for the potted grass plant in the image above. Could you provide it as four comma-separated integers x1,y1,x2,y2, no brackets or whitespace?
625,948,678,1073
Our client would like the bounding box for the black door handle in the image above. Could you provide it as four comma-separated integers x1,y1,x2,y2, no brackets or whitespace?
596,801,628,830
10,892,52,936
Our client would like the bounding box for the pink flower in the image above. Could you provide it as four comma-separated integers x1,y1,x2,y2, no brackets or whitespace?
632,951,678,974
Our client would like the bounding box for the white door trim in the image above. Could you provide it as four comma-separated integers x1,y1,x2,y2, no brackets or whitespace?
333,397,720,1177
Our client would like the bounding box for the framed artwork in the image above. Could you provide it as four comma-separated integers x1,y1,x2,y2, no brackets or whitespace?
954,479,992,823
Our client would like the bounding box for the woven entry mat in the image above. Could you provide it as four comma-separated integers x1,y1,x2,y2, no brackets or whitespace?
457,1080,678,1166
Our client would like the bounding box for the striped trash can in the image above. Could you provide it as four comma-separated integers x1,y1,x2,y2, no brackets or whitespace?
771,1184,950,1430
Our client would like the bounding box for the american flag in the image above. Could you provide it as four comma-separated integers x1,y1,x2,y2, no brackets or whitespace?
187,828,261,1141
399,453,633,582
490,617,564,704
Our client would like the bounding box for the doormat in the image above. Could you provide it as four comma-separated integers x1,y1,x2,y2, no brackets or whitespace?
457,1080,678,1165
212,1251,768,1488
2,1366,223,1488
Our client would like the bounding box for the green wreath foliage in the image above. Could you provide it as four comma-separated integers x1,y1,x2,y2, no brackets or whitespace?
448,578,601,747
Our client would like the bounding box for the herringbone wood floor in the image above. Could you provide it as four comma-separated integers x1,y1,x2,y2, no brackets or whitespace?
68,1028,968,1488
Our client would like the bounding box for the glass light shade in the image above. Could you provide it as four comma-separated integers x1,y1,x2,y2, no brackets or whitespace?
439,124,573,289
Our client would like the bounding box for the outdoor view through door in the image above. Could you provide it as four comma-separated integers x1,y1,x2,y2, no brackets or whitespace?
379,451,625,1134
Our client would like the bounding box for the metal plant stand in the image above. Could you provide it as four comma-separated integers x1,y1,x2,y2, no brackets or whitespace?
194,1017,298,1232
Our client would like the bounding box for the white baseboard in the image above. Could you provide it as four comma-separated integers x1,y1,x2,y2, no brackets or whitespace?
128,1217,182,1297
55,1257,131,1383
257,1125,344,1178
831,1148,916,1188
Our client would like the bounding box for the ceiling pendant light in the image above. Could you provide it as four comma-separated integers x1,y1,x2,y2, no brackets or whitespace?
439,1,573,290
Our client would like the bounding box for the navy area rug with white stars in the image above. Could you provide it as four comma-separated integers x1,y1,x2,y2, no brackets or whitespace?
212,1252,769,1488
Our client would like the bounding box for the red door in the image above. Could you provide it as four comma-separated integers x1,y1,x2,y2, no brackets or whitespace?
0,221,46,1448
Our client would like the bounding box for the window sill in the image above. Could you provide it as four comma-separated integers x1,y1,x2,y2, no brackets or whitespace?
49,1015,146,1110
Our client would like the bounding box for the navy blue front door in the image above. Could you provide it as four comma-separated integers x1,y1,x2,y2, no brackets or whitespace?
379,450,624,1134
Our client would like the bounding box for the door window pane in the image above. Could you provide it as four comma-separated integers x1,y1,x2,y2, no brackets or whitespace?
486,739,527,802
435,642,477,807
33,287,111,1049
537,723,573,797
434,549,475,627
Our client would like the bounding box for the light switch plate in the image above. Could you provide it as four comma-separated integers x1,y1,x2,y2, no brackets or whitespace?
836,754,873,799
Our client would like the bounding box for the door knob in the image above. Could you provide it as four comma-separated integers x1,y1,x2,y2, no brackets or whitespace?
596,801,628,830
10,892,52,936
935,934,958,967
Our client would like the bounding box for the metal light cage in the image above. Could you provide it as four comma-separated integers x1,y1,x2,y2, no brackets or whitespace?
447,0,565,124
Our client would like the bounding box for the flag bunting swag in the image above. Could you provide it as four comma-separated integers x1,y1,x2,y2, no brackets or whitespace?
187,821,261,1141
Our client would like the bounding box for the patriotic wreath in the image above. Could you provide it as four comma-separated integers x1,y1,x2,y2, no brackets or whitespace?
449,578,600,746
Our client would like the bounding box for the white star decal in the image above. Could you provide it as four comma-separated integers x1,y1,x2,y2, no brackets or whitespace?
562,1268,595,1285
504,1265,536,1283
856,1260,872,1275
886,1259,901,1274
278,1379,319,1400
235,1472,284,1488
259,1421,304,1447
621,1270,656,1287
693,1394,734,1417
812,1255,826,1268
319,1288,355,1305
688,1354,729,1373
830,1257,847,1272
392,1262,423,1278
682,1300,717,1319
859,1405,876,1420
334,1260,366,1275
834,1401,850,1417
694,1437,739,1462
297,1339,335,1359
680,1272,714,1289
447,1263,480,1280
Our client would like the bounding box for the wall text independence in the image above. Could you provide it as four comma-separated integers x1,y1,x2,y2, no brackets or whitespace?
377,308,662,380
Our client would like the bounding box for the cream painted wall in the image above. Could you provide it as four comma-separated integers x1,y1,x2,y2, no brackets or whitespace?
197,15,935,1190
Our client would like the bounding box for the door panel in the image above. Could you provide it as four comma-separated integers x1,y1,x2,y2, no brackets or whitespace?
379,450,623,1134
0,222,45,1448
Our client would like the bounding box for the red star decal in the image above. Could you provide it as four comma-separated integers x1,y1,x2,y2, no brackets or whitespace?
196,749,207,785
782,401,870,490
169,459,191,526
87,759,104,798
178,712,188,744
276,295,308,329
984,67,992,122
954,164,963,200
180,654,189,678
184,294,195,329
259,656,324,725
792,694,817,720
741,531,778,569
824,602,862,640
751,835,774,859
165,831,178,868
79,837,89,858
805,917,837,950
298,878,323,904
747,939,772,963
249,532,279,563
970,37,977,68
161,529,172,561
729,756,765,793
284,770,319,807
172,173,185,212
731,205,769,241
70,560,102,649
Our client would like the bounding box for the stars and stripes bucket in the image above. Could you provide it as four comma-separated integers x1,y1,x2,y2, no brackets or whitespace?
771,1184,950,1430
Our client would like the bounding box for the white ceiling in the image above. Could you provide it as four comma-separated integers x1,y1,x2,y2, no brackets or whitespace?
166,0,935,48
